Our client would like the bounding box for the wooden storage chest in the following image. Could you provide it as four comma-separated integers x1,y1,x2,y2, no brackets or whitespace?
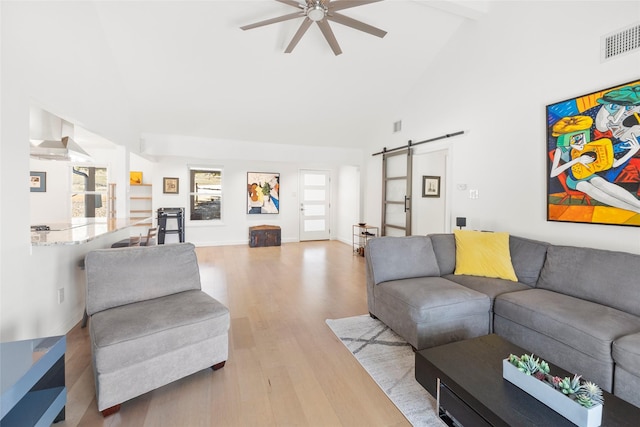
249,225,281,247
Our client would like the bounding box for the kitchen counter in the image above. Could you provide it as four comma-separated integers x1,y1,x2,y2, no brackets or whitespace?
31,217,150,246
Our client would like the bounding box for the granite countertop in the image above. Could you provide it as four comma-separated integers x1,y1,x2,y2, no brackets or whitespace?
31,217,151,246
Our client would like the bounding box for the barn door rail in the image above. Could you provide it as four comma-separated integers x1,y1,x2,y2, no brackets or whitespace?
371,130,465,156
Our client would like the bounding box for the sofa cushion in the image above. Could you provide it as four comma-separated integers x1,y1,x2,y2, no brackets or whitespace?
495,288,640,362
367,236,440,285
613,333,640,378
429,233,456,275
454,230,518,281
374,276,490,323
90,290,229,373
444,274,530,301
508,235,548,285
537,245,640,317
86,243,202,315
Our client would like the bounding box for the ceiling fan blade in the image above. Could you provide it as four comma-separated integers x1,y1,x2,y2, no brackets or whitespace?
240,11,304,31
329,0,383,12
327,12,386,38
285,18,313,53
276,0,305,9
317,20,342,56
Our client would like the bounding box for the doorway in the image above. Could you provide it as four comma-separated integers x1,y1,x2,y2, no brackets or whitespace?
299,170,331,241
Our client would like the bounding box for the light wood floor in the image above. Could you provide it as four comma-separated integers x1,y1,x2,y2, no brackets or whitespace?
60,241,410,426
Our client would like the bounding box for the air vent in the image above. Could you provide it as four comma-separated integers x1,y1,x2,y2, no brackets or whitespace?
601,23,640,62
393,120,402,133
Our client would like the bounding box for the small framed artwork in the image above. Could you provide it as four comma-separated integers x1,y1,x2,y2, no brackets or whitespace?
30,171,46,192
422,175,440,198
247,172,280,214
163,177,179,194
130,171,143,185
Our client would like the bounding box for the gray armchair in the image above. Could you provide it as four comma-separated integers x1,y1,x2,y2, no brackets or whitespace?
85,242,230,416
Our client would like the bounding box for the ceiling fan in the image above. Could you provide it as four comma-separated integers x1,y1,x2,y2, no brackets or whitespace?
240,0,386,56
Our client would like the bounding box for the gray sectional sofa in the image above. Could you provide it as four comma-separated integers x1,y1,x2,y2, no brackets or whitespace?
365,233,640,408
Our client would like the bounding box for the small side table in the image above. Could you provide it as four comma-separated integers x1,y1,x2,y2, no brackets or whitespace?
353,224,378,256
0,335,66,426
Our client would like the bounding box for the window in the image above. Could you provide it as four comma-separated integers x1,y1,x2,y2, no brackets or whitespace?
190,168,222,221
71,166,108,218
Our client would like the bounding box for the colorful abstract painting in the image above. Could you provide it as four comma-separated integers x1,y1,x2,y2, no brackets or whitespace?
247,172,280,214
547,79,640,227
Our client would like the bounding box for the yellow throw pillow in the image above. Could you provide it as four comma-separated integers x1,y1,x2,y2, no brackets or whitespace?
454,230,518,282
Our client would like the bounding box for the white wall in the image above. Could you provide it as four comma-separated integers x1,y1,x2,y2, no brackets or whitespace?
142,135,364,246
30,159,72,223
412,148,448,235
30,145,126,224
364,1,640,254
1,1,140,342
337,165,361,244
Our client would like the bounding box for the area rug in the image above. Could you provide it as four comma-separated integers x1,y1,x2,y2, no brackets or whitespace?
326,315,444,426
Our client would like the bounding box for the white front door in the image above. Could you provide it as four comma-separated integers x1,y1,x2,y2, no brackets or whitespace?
299,170,331,241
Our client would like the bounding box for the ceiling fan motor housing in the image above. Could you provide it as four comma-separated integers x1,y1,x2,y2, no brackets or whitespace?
306,2,327,22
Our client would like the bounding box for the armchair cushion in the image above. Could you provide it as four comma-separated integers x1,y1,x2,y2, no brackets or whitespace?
91,290,229,373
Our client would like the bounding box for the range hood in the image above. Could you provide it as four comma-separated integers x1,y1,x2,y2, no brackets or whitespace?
30,136,93,162
29,106,93,162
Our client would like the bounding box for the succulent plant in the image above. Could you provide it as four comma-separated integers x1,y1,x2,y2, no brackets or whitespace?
576,393,594,407
508,354,520,365
539,360,550,375
507,353,604,409
558,374,582,396
518,353,543,376
576,381,604,407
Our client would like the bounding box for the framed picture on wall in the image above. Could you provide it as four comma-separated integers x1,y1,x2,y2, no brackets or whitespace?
422,175,440,198
30,171,46,192
546,79,640,227
130,171,143,185
247,172,280,214
163,177,179,194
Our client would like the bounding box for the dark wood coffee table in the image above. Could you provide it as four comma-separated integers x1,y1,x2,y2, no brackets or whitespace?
415,334,640,427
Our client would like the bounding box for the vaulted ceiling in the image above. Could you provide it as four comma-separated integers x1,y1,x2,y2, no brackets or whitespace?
20,1,488,149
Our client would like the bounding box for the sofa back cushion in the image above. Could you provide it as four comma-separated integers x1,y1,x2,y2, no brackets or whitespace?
509,235,549,285
429,233,456,275
538,245,640,317
429,233,547,285
86,242,202,315
366,236,440,285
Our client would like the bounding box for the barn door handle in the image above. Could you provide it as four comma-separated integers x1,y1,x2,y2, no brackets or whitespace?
404,196,410,212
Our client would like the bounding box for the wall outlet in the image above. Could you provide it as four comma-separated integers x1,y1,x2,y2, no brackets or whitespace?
57,288,64,304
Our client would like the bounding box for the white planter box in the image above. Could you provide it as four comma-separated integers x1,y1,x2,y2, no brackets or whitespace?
502,359,602,427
